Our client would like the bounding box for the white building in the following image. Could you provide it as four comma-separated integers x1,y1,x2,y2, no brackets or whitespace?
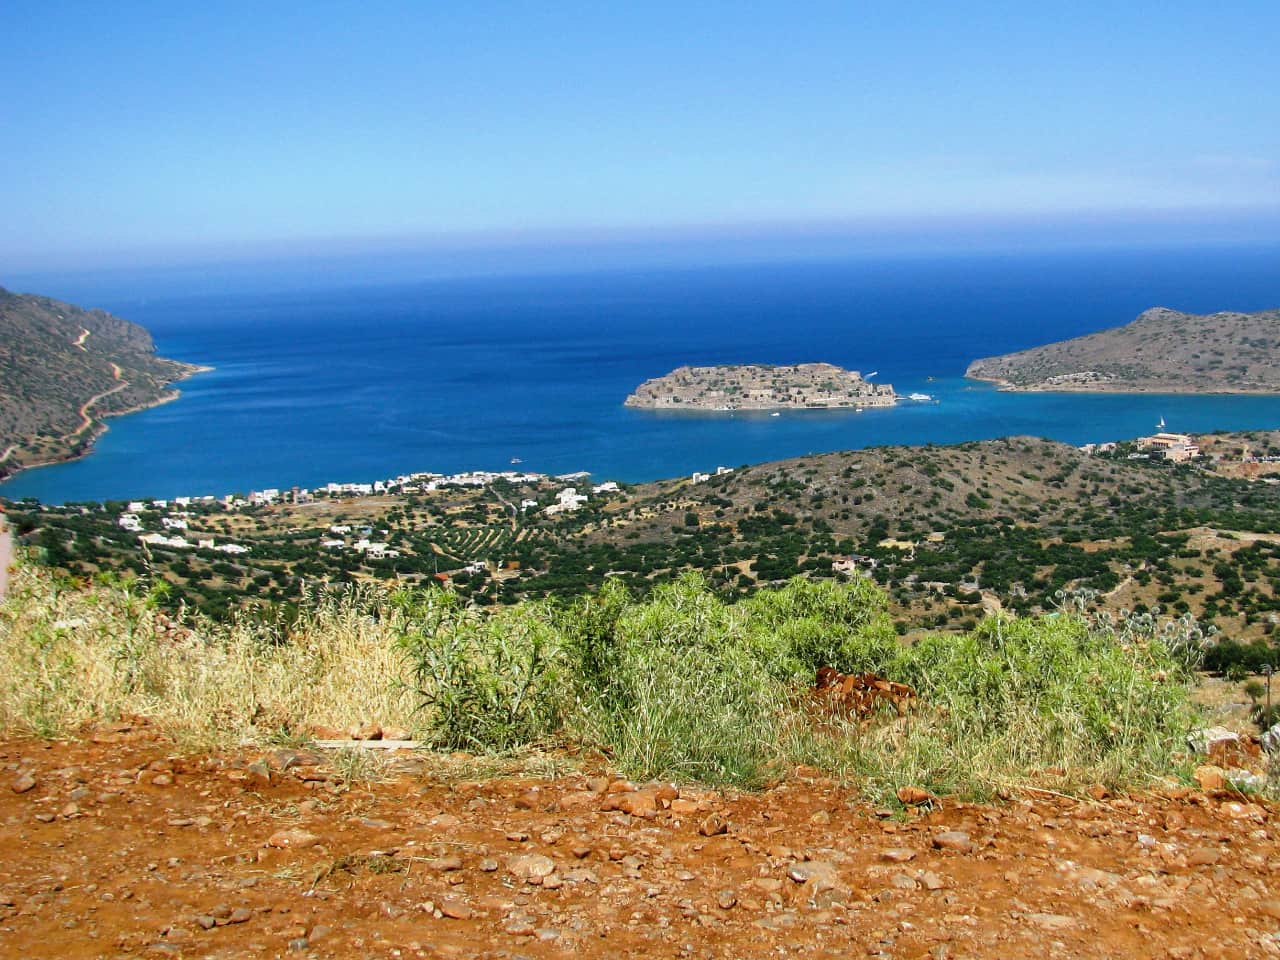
138,533,192,549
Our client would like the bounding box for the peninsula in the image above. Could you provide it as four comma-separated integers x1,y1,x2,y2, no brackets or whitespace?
625,362,897,411
0,287,209,479
966,305,1280,394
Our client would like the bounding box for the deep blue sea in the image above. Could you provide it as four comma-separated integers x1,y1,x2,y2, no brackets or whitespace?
4,245,1279,504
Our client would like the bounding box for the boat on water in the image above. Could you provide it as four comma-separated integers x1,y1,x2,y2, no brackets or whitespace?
908,392,933,402
510,457,522,464
770,412,780,417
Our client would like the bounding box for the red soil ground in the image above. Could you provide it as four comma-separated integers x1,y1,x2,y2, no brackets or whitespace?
2,722,1278,959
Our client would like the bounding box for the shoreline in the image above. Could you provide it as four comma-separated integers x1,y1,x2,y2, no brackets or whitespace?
965,373,1280,396
0,362,212,483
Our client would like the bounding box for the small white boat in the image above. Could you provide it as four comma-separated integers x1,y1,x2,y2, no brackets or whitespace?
770,411,780,417
510,457,522,464
908,392,933,402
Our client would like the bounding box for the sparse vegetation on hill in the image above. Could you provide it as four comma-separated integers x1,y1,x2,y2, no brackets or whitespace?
967,305,1280,393
0,287,206,477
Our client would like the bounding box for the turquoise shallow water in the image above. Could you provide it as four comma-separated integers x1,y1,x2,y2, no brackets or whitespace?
4,245,1279,504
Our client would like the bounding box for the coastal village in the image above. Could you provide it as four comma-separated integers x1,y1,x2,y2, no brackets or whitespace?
625,362,899,410
11,425,1280,639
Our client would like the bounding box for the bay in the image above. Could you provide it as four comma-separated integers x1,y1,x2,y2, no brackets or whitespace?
4,244,1279,504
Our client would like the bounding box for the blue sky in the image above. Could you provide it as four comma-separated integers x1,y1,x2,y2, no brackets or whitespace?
2,1,1278,276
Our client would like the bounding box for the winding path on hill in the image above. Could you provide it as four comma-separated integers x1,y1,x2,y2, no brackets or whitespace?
68,363,129,441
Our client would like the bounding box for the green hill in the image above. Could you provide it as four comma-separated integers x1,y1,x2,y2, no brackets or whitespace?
0,287,206,478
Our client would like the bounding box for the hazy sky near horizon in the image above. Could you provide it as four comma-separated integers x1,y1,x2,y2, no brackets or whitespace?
3,1,1278,274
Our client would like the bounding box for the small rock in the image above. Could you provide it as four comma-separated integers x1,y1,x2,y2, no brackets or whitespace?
716,889,738,910
439,898,472,920
881,848,917,863
479,858,498,872
698,813,728,837
896,786,933,805
349,722,383,740
11,772,36,794
1193,765,1225,792
921,871,945,891
787,861,840,889
194,915,215,931
932,831,973,853
1025,912,1077,931
266,828,321,849
603,790,659,818
246,761,272,786
1186,726,1239,755
514,787,544,810
1187,847,1221,867
227,907,252,924
507,853,556,882
890,872,918,890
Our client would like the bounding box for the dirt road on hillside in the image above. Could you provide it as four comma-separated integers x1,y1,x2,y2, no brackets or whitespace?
1,725,1278,959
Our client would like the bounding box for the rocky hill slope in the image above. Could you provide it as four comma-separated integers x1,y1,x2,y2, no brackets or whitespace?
0,287,206,478
966,306,1280,393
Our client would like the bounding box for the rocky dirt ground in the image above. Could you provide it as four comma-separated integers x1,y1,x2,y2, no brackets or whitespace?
3,722,1279,960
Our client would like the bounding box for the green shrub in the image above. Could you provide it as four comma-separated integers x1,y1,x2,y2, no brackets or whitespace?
398,591,567,752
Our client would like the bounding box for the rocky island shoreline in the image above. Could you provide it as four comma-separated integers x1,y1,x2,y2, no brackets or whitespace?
625,362,897,411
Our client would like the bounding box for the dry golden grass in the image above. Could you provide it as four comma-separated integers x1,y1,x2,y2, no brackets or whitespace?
0,564,416,748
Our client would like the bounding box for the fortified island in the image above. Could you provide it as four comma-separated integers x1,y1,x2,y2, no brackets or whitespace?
625,362,897,411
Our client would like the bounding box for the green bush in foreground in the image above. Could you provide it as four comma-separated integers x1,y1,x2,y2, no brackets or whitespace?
0,562,1204,797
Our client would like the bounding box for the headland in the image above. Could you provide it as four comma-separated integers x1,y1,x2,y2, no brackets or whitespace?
967,305,1280,394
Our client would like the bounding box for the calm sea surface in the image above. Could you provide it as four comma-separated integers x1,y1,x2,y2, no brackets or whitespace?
4,246,1279,504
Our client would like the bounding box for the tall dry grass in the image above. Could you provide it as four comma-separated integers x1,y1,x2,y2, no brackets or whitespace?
0,564,416,747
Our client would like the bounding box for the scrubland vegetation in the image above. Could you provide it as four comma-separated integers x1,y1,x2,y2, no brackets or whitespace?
0,559,1209,800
